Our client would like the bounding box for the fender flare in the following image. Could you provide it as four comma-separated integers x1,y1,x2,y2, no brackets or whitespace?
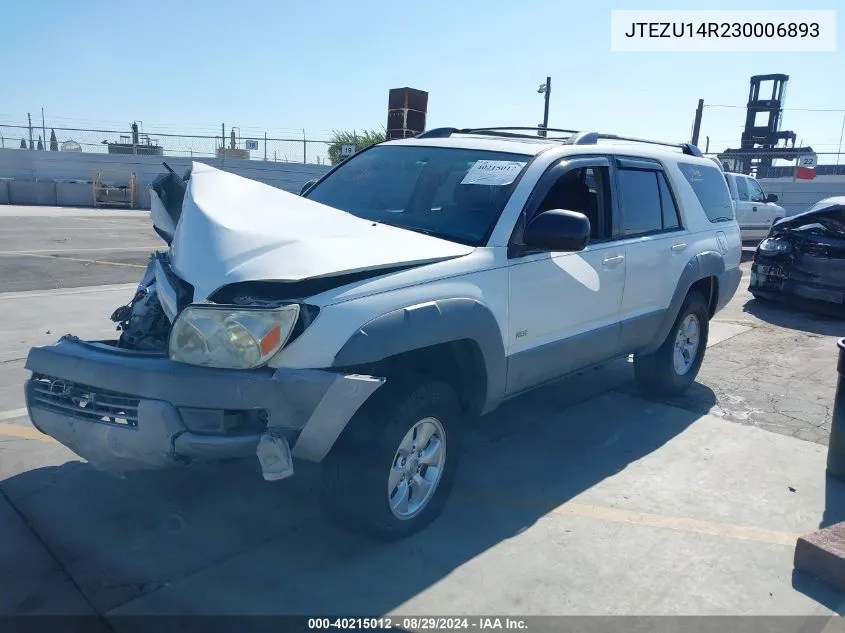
332,298,507,413
640,250,725,355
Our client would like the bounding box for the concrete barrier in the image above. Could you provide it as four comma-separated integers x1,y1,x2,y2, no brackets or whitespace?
9,181,57,206
758,177,845,217
0,148,331,209
56,182,93,207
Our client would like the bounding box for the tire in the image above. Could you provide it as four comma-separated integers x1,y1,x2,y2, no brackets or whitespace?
320,375,463,540
634,291,709,397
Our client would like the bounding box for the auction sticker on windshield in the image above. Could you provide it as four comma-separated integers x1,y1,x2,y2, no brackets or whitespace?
461,160,526,186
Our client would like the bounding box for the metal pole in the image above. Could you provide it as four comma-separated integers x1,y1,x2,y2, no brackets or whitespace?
705,136,710,154
541,77,551,138
264,132,267,162
303,129,306,164
27,113,33,149
41,108,46,151
221,123,225,155
691,99,704,146
836,112,845,167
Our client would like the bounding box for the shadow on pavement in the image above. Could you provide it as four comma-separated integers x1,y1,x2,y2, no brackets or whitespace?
742,298,845,336
822,473,845,529
791,570,845,616
0,360,713,617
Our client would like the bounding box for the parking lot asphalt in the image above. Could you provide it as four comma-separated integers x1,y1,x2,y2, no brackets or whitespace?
0,207,843,623
0,206,159,293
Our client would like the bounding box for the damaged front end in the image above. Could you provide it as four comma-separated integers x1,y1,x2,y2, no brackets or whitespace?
23,162,416,478
750,198,845,311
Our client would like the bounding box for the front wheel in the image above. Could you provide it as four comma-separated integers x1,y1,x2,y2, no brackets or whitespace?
320,377,463,539
634,291,709,397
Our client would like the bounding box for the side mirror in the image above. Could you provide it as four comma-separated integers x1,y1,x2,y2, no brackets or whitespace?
766,193,779,203
300,179,317,196
523,209,590,252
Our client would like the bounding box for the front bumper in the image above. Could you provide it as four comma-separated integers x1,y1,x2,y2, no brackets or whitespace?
24,336,384,474
750,261,845,307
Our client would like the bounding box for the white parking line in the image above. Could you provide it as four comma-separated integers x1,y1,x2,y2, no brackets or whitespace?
0,283,136,300
0,251,145,268
0,408,29,421
0,247,153,254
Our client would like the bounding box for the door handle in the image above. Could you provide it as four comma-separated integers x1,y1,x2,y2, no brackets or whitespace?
671,243,687,252
602,255,624,266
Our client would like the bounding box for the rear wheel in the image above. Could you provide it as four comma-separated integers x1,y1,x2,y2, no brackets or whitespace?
634,291,709,397
320,376,463,539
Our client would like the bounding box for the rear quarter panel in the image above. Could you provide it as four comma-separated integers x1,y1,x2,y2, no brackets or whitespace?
664,159,742,270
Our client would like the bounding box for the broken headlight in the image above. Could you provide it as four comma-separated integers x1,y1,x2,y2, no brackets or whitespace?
169,304,300,369
758,238,792,253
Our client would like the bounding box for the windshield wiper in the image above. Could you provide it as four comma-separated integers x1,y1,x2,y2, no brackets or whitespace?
389,223,446,239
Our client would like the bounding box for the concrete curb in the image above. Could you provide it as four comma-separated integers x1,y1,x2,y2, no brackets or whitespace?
794,522,845,594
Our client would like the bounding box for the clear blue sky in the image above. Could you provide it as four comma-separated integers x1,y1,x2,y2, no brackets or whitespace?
2,0,843,154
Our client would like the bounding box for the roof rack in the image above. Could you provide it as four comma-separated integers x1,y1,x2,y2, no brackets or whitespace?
413,127,703,156
567,132,702,156
416,126,577,140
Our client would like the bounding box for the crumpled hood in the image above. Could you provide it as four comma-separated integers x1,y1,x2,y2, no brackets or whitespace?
771,197,845,236
169,162,474,300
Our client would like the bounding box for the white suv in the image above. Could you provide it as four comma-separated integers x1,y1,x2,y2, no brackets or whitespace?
24,127,742,539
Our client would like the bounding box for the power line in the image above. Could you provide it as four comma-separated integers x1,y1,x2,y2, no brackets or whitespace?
706,104,845,113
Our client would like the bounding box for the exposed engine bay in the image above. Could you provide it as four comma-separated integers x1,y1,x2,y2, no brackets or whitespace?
750,197,845,312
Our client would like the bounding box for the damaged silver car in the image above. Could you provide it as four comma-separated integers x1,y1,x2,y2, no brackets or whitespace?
750,196,845,311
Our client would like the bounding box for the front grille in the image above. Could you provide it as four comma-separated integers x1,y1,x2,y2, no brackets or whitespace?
30,374,140,428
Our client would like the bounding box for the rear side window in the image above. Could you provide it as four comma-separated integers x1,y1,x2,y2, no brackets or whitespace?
618,169,662,236
735,176,749,201
658,173,680,230
678,163,734,223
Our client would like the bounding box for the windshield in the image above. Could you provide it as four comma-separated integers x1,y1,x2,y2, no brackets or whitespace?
305,144,531,246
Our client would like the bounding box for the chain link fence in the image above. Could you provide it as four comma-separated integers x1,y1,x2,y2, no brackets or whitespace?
0,123,334,165
704,150,845,179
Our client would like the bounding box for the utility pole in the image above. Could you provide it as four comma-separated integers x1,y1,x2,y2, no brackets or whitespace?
537,77,551,137
27,113,34,149
302,129,306,164
264,132,267,162
691,99,704,147
41,108,46,150
221,123,225,156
